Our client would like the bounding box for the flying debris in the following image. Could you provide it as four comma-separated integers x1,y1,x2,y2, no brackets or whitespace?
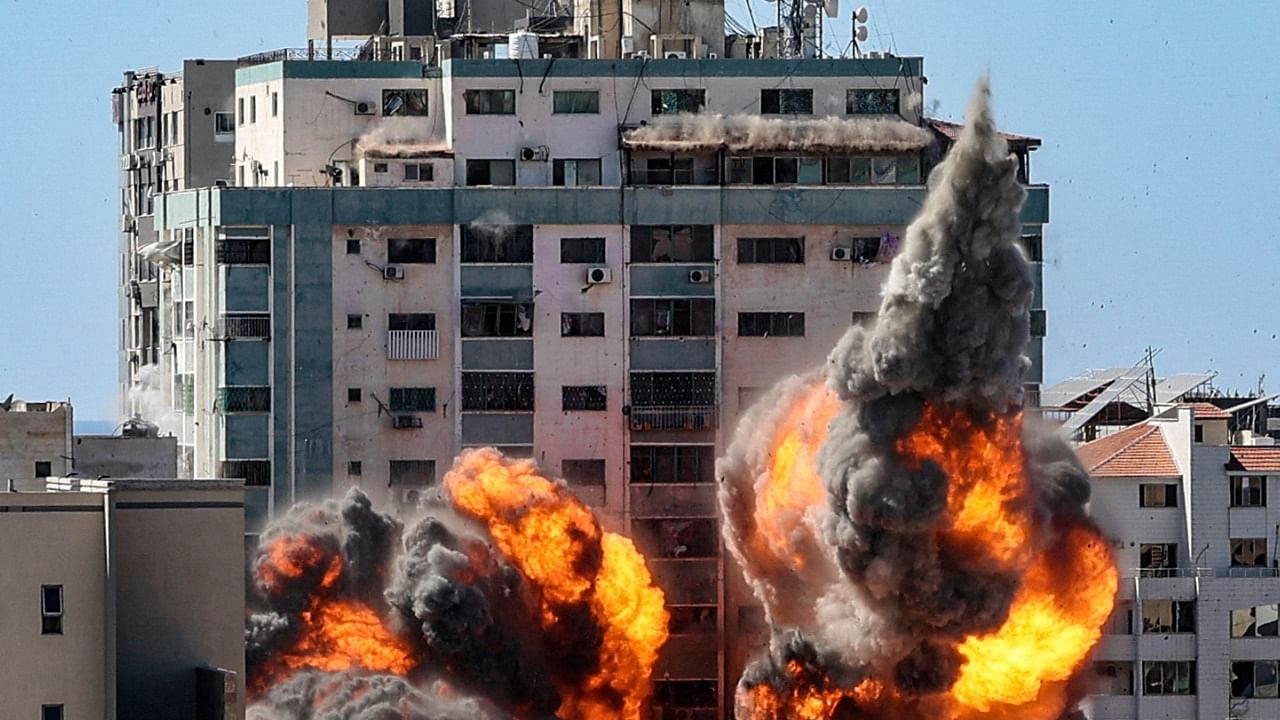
718,79,1119,719
246,450,669,720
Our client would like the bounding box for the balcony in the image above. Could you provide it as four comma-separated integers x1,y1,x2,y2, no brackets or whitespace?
216,385,271,413
388,330,439,360
628,405,716,431
219,313,270,339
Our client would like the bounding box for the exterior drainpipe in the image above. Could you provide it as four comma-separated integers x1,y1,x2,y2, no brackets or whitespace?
103,490,118,720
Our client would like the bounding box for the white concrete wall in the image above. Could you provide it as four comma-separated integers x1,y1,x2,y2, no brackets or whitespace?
0,403,73,491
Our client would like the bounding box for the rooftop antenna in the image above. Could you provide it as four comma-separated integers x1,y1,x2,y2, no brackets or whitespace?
851,6,869,58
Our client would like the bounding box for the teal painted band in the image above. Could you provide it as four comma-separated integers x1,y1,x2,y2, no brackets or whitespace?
444,57,923,79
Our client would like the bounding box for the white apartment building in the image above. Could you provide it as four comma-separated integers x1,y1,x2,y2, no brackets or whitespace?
1081,403,1280,720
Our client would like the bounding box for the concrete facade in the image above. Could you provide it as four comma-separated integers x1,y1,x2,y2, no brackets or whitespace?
0,401,73,491
0,478,245,720
73,435,179,479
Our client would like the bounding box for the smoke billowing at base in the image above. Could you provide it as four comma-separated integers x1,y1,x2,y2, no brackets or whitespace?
245,449,668,720
718,80,1118,719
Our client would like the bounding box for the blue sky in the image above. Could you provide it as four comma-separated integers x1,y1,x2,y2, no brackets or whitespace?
0,1,1276,421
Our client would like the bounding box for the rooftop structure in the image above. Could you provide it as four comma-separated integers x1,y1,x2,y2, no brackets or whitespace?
0,399,73,491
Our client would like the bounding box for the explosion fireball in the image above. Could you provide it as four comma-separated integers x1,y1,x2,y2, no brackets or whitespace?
718,80,1119,719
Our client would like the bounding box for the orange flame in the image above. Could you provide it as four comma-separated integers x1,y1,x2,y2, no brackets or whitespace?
444,448,670,720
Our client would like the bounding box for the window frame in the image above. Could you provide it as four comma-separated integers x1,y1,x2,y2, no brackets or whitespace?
560,237,606,264
41,584,64,635
389,387,437,413
460,224,534,263
561,312,605,337
562,385,608,412
1139,483,1178,508
738,311,805,337
651,89,706,115
737,237,804,264
630,298,716,337
629,225,715,263
464,159,516,186
461,372,535,412
847,88,901,115
553,90,601,114
382,88,429,117
387,237,437,264
463,89,517,115
760,88,815,115
460,301,534,337
1231,475,1267,507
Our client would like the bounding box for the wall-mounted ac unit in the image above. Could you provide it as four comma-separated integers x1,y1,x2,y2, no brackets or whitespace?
384,265,405,280
688,269,711,284
392,414,423,429
664,51,688,59
354,101,375,115
399,488,424,506
831,247,853,261
519,146,549,162
587,266,612,284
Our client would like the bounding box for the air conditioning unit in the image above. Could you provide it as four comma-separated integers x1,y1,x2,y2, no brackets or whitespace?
586,266,612,284
384,265,405,280
392,414,423,429
665,51,688,59
399,488,423,507
633,50,650,59
354,101,375,115
707,52,718,59
831,247,853,261
688,269,711,284
519,146,549,162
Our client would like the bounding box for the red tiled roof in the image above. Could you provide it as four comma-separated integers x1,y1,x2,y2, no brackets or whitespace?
1185,402,1231,420
1227,447,1280,473
926,119,1042,148
1076,423,1180,478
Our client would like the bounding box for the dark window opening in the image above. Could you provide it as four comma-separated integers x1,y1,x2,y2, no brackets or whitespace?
553,90,600,114
216,237,270,264
761,88,814,114
738,312,805,337
1232,538,1268,568
563,459,606,486
653,679,718,709
388,313,436,331
848,88,900,114
461,224,534,263
219,460,271,487
668,606,718,635
388,237,436,264
464,89,516,115
1141,599,1195,634
462,372,534,411
382,88,428,116
1139,543,1177,573
561,312,605,337
42,705,64,720
737,237,803,264
1231,476,1267,507
630,225,714,263
465,159,515,186
1139,483,1178,508
34,461,52,479
345,238,361,254
851,236,881,263
630,299,714,337
389,387,436,412
553,159,602,186
389,459,436,486
347,314,363,329
347,388,362,403
560,237,606,264
630,445,715,484
41,585,63,635
642,156,696,185
634,518,719,558
651,89,706,115
404,163,435,182
1030,310,1047,338
348,461,363,476
1020,233,1044,262
629,372,716,407
461,301,533,337
1143,661,1195,696
563,385,607,411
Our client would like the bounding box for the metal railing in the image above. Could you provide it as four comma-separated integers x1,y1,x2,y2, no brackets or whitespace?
216,386,271,413
219,313,270,339
388,330,440,361
1129,567,1280,579
238,46,373,67
628,405,716,431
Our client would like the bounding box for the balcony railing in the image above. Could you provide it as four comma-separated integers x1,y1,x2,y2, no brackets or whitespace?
219,313,271,339
1128,567,1280,579
628,405,716,431
388,330,439,361
216,386,271,413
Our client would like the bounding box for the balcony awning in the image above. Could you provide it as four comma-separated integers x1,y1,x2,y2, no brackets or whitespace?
622,114,932,154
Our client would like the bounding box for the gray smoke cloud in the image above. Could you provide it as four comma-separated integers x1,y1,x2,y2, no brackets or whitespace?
719,79,1097,714
624,113,931,153
246,670,504,720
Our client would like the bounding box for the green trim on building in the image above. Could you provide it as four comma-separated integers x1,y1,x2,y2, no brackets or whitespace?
443,57,923,79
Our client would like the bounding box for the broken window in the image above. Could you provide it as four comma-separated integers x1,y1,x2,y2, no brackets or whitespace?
629,225,714,263
825,156,873,184
728,157,753,184
1234,604,1280,638
461,301,533,337
1104,602,1133,634
1139,543,1177,573
634,518,719,558
562,459,606,486
216,237,270,264
463,89,516,115
1092,662,1134,696
630,445,715,484
553,159,602,186
1020,233,1044,262
1231,476,1267,507
553,90,600,114
668,606,718,634
651,89,705,115
1141,599,1195,634
388,237,436,264
629,372,716,408
461,224,534,263
560,237,606,264
851,236,882,263
1139,483,1178,508
848,88,900,115
218,386,271,413
389,387,436,412
403,163,434,182
1232,538,1268,567
382,88,428,116
643,156,696,185
389,459,436,486
738,312,805,337
1142,661,1195,696
388,313,436,331
464,159,515,186
562,385,607,412
761,88,814,114
218,460,271,487
562,312,605,337
872,155,897,184
630,299,715,337
461,372,534,411
738,237,804,264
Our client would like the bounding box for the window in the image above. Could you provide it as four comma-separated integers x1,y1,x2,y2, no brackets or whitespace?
346,238,361,254
630,372,716,408
630,299,715,337
217,237,270,264
347,314,363,329
347,388,361,403
826,154,918,184
738,312,805,337
563,386,607,412
1104,602,1133,635
374,163,389,173
642,155,697,185
669,606,718,634
404,163,435,182
1092,662,1134,696
1232,476,1267,507
1030,309,1047,338
388,313,436,331
42,706,64,720
848,88,900,114
563,459,606,486
41,585,63,635
271,92,278,117
826,156,871,184
462,372,534,411
1142,600,1196,634
1232,538,1267,567
465,159,515,186
1139,543,1177,573
630,225,714,263
553,90,600,114
250,95,257,123
1232,604,1280,638
389,387,436,412
634,518,719,558
218,386,271,412
34,461,52,479
215,112,235,135
553,159,602,186
560,237,606,264
1139,483,1178,508
1143,661,1195,696
237,97,244,125
631,445,714,484
388,238,436,264
464,89,516,115
382,88,428,116
738,237,803,264
654,679,718,710
461,224,534,263
461,301,533,337
389,460,436,486
652,89,706,115
219,460,271,486
1020,233,1044,262
562,312,605,337
761,88,814,114
348,461,362,476
1194,424,1205,443
850,236,882,263
1233,660,1280,699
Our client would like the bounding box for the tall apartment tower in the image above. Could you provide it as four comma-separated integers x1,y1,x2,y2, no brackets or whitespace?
137,45,1050,713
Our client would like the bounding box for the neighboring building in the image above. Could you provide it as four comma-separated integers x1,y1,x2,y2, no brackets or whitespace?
0,478,245,720
73,432,179,479
0,400,73,491
1080,404,1280,719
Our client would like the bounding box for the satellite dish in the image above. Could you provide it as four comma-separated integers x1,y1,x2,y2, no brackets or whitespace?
825,0,839,18
855,25,869,42
854,6,869,22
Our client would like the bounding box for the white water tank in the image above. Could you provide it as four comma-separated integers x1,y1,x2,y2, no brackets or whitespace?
509,31,539,59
